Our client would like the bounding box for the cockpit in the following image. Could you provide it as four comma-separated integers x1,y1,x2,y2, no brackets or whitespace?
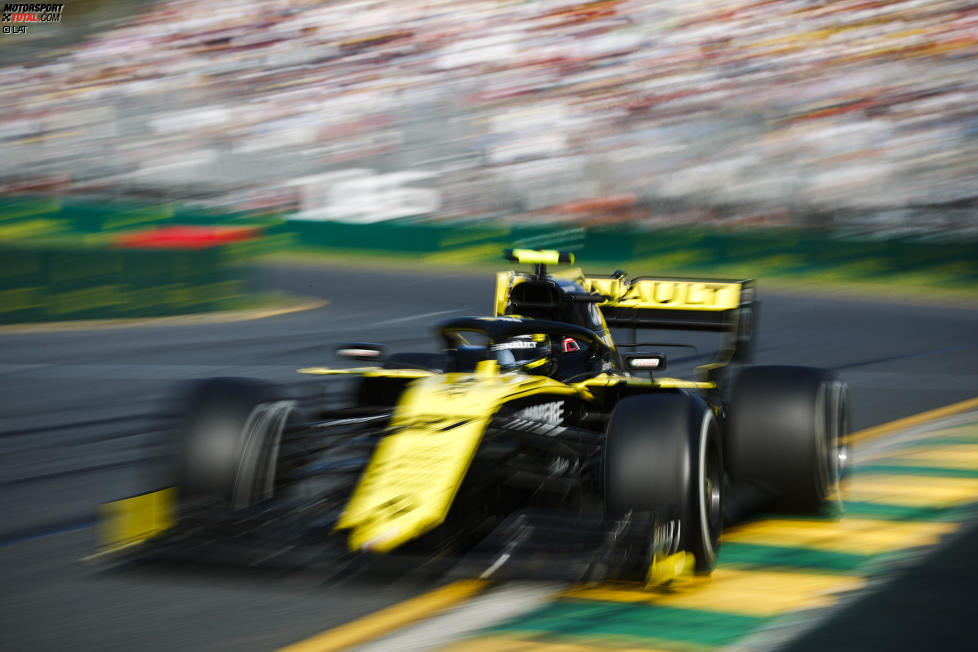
503,278,606,333
440,317,616,382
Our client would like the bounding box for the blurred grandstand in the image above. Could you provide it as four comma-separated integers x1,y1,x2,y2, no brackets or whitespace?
1,0,976,235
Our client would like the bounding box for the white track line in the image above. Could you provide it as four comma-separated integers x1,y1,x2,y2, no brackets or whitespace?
374,310,466,326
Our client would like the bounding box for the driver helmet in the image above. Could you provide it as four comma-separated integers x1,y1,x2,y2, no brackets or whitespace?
492,334,554,376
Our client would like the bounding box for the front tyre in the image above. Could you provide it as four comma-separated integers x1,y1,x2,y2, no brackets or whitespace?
171,377,302,510
604,393,723,574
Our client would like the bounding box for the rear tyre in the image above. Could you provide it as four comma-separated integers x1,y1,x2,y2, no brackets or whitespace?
604,393,723,574
727,366,848,514
172,377,301,509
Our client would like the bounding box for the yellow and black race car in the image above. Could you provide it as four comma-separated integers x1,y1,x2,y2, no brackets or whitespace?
96,250,848,586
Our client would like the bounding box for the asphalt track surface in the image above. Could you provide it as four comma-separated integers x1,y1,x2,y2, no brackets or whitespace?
1,261,977,651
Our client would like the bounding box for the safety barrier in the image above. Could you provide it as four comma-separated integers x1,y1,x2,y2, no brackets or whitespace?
0,240,251,324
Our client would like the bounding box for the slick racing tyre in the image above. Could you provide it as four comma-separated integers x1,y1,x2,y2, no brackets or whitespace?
727,366,849,514
172,377,302,510
604,393,723,574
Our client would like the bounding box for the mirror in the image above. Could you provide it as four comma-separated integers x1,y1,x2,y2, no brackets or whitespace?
623,353,667,375
336,342,386,362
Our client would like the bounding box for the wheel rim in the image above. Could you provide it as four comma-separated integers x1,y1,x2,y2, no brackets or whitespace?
833,382,850,506
837,383,850,481
820,380,848,510
705,438,722,536
698,412,722,565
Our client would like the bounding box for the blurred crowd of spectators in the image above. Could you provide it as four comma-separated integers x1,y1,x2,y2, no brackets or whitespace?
0,0,976,229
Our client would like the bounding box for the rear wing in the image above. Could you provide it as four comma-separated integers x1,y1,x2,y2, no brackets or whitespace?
494,250,757,373
584,276,748,326
584,275,757,365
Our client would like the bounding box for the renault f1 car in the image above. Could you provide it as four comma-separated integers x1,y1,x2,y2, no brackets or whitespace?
96,249,848,586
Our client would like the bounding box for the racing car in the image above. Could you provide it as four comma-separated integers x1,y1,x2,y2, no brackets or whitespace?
96,249,848,586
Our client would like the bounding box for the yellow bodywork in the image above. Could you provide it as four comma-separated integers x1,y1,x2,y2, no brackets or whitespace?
313,362,711,553
581,276,741,311
494,268,742,316
335,360,586,552
505,249,575,265
92,487,177,558
576,374,715,391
